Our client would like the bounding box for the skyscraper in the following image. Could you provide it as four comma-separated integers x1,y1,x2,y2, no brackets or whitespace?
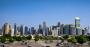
75,17,82,35
31,27,36,35
57,22,61,27
2,23,12,35
63,24,70,35
11,28,14,36
75,17,80,28
52,27,59,37
0,29,2,35
69,24,76,35
14,23,17,35
20,25,24,35
28,28,31,35
24,26,29,35
60,24,64,35
38,24,43,34
43,21,48,36
82,27,88,35
57,22,61,36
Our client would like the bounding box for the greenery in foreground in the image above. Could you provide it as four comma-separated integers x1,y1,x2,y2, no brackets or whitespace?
0,34,32,43
0,34,90,44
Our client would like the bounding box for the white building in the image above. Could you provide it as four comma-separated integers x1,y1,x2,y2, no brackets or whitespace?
52,27,60,37
11,28,14,36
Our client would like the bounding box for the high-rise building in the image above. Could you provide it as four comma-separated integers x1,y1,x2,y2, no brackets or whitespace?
11,28,14,36
2,23,12,35
82,27,88,35
52,26,59,37
14,23,17,35
75,17,82,35
75,17,80,28
38,24,43,34
60,24,64,35
48,26,52,35
76,27,82,35
31,27,36,35
57,22,61,36
24,26,29,35
63,24,70,35
28,28,31,35
16,26,21,36
20,25,24,35
43,21,48,36
0,29,2,35
57,22,61,27
69,24,76,35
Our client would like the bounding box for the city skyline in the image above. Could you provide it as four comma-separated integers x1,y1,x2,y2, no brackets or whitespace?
0,0,90,28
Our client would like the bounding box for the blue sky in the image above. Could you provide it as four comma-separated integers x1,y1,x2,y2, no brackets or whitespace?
0,0,90,28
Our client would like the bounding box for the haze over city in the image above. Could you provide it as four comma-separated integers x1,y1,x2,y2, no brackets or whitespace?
0,0,90,28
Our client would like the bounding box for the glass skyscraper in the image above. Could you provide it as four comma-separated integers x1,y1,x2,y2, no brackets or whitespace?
75,17,82,35
75,17,80,28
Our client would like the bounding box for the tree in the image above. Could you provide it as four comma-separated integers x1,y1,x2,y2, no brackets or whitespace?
75,35,87,44
21,36,27,40
34,35,39,42
68,37,77,44
13,36,22,41
8,37,14,43
63,35,69,40
0,37,6,43
60,37,64,43
26,35,32,40
86,36,90,41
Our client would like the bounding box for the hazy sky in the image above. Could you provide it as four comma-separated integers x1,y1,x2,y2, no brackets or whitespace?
0,0,90,28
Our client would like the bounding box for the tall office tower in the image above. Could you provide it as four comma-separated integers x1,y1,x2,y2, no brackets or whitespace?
24,26,29,35
28,28,31,35
87,26,89,33
75,17,80,28
16,26,21,36
69,24,76,35
82,27,88,35
31,27,36,35
57,22,61,27
57,22,61,36
63,24,70,35
20,25,24,36
76,28,82,35
48,26,52,35
38,24,43,34
60,24,64,35
2,23,12,35
11,28,14,36
43,21,48,36
0,29,2,35
52,26,59,37
14,23,17,35
87,26,90,35
75,17,82,35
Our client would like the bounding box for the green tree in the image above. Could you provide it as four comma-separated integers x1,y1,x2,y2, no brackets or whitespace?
59,37,64,43
26,35,32,40
75,35,87,44
86,36,90,41
34,35,39,42
63,35,69,40
8,37,14,43
21,36,27,40
13,36,22,41
68,37,77,44
0,37,6,43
